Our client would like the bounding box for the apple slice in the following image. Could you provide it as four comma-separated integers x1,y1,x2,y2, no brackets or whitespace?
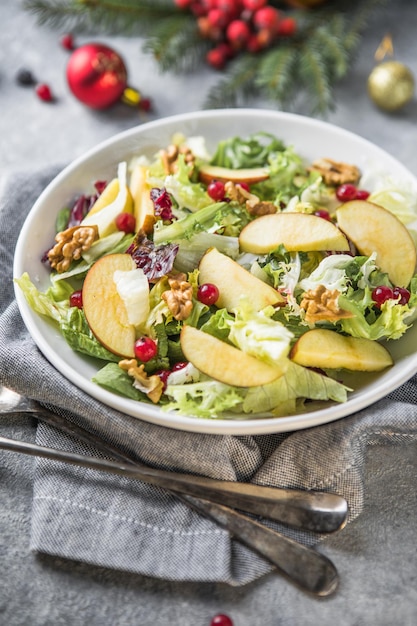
336,200,417,287
239,212,350,254
83,253,137,358
290,328,393,371
180,325,285,387
198,248,284,311
81,162,134,237
129,164,156,234
198,164,269,186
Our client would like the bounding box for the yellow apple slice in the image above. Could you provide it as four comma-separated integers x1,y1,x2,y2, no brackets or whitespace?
81,162,134,237
180,325,285,387
336,200,417,287
129,164,156,234
290,328,393,371
198,248,284,311
239,212,350,254
83,253,137,357
198,164,269,186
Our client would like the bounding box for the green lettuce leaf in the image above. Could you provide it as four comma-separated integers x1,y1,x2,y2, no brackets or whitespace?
210,132,285,169
15,273,72,324
164,155,212,212
243,361,350,415
61,307,120,362
164,379,245,418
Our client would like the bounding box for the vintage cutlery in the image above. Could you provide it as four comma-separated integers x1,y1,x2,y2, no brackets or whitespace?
0,386,348,533
0,385,346,595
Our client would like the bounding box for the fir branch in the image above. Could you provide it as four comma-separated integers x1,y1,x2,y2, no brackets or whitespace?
25,0,177,35
204,55,260,109
254,46,298,106
144,16,207,73
309,20,350,80
296,43,334,115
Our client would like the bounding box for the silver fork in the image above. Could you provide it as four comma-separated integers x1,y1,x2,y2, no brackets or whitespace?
0,385,346,595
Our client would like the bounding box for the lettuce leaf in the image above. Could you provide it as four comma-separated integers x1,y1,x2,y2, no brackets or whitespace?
243,361,350,415
15,273,72,324
164,379,245,418
164,155,212,212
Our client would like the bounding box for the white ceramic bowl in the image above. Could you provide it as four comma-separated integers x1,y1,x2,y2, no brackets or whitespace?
13,109,417,435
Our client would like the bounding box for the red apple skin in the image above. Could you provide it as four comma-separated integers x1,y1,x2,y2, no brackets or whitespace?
82,253,136,357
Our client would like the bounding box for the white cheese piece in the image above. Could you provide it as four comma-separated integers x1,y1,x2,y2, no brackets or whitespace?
113,267,150,327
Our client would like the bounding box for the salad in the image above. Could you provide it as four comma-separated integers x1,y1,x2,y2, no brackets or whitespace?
16,132,417,419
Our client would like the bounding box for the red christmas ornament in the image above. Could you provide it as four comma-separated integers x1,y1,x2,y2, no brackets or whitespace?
66,43,128,109
66,42,151,111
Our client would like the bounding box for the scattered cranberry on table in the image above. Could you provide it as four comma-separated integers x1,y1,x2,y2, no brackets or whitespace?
35,83,54,102
210,614,234,626
61,33,75,50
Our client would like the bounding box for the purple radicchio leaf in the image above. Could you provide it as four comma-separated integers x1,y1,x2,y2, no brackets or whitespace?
150,187,175,222
127,230,179,281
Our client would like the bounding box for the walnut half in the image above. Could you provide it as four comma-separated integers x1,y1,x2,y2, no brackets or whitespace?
119,359,164,404
161,273,193,321
225,181,277,216
300,285,354,324
48,224,99,273
309,158,361,187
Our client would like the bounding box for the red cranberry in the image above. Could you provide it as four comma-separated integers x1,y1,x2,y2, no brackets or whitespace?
276,16,296,36
355,189,370,200
393,286,411,305
172,361,188,371
207,180,226,201
314,209,332,221
115,212,136,233
372,285,394,308
336,184,357,202
236,182,250,192
197,283,220,305
155,369,171,390
242,0,267,10
70,290,83,309
226,19,252,49
207,8,230,29
175,0,192,8
139,97,152,112
210,615,234,626
253,6,280,32
36,84,54,102
61,33,75,50
206,47,228,70
247,34,262,53
216,0,241,19
134,337,158,362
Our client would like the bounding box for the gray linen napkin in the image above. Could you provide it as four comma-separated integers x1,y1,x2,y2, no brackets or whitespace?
1,167,417,586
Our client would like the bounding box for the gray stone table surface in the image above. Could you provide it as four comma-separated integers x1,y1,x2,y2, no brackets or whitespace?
1,2,417,625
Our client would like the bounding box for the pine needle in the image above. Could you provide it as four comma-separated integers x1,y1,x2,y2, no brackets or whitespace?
204,55,260,109
255,46,298,106
144,16,207,73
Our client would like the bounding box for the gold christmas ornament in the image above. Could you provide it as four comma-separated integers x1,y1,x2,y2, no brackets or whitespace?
368,61,415,112
368,35,414,112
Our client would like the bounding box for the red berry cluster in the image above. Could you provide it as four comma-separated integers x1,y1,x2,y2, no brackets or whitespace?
175,0,296,69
